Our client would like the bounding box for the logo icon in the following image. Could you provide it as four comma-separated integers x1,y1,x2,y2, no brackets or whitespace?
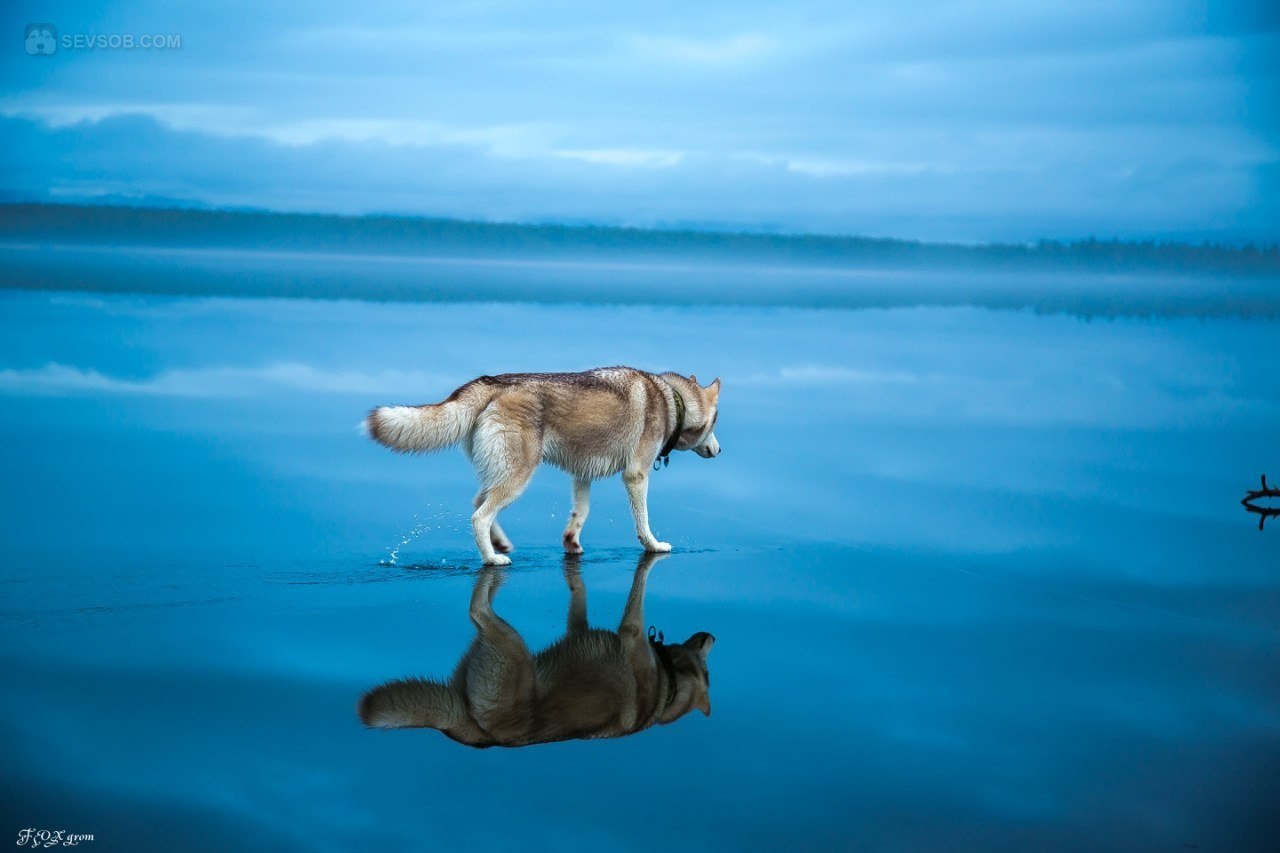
25,23,57,55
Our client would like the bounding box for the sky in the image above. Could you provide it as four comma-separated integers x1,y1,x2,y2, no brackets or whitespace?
2,1,1278,243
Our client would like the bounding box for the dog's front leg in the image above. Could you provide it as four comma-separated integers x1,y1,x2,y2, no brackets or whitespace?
563,559,588,634
619,551,665,637
623,467,671,553
562,478,590,554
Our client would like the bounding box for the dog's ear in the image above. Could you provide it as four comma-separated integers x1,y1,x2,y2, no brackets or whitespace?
689,373,698,385
684,631,715,658
706,377,721,399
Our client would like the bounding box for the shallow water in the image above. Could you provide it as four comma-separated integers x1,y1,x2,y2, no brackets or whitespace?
1,268,1279,851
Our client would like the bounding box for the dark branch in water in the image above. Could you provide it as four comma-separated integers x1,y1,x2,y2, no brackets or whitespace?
1241,474,1280,531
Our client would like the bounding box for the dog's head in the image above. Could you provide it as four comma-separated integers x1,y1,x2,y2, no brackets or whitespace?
679,375,721,459
658,631,715,722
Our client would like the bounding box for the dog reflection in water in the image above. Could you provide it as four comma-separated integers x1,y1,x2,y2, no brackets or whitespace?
358,553,714,747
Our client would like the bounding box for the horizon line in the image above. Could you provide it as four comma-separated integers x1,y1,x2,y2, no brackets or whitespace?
3,199,1278,254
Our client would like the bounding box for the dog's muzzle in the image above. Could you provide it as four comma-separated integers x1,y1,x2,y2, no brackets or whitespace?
695,435,721,458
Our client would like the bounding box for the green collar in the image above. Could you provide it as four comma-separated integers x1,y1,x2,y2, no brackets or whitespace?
655,385,685,469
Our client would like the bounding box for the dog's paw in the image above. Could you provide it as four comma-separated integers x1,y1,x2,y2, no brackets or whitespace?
484,554,513,567
492,538,514,554
563,531,584,555
644,541,673,554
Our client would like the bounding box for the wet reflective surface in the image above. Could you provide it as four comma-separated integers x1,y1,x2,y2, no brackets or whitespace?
2,273,1279,851
359,553,713,746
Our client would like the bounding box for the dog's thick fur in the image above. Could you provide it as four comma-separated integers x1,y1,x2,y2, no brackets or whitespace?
358,553,714,746
365,367,721,565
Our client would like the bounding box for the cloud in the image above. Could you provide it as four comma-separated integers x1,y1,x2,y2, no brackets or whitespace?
554,148,685,168
740,366,924,386
0,362,449,399
2,112,1273,242
0,1,1276,241
0,101,546,156
625,33,776,65
777,157,936,177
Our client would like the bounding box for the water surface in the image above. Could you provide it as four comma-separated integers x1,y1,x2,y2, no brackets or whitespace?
1,259,1278,851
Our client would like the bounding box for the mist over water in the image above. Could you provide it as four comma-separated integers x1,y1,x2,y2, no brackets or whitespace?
1,252,1278,850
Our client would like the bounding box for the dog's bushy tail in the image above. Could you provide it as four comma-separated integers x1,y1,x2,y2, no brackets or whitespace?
358,677,473,732
364,397,474,454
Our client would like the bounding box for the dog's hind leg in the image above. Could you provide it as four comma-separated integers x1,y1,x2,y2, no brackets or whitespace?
468,569,513,630
475,489,514,555
458,569,535,742
470,407,539,567
473,478,532,567
562,478,591,554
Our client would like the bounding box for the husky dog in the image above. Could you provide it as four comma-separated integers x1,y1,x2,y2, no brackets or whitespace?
357,553,715,746
365,367,722,566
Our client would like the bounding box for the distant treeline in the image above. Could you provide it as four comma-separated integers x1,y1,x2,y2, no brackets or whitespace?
2,202,1277,276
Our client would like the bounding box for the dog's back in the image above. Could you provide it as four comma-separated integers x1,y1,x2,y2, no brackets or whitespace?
366,367,669,480
527,629,646,741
